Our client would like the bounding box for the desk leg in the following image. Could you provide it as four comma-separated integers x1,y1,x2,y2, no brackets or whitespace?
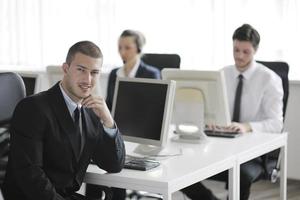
280,144,287,200
228,163,239,200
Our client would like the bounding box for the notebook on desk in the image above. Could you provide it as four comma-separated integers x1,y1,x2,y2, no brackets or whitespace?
124,157,160,171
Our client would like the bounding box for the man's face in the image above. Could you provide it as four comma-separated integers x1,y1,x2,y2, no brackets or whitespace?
62,52,102,102
233,40,256,72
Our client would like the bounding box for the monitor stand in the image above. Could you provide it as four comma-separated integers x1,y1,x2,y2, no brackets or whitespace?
172,124,209,144
133,144,164,157
171,88,208,144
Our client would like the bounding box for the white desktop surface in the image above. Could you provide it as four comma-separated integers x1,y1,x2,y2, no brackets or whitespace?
84,132,287,200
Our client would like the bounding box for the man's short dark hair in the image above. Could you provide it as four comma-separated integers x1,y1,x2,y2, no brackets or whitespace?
232,24,260,50
120,29,146,53
66,41,103,65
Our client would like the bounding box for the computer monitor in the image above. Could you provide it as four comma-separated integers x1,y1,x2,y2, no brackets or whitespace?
18,73,41,96
162,69,231,143
111,77,176,155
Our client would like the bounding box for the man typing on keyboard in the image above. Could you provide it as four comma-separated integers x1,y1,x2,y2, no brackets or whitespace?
182,24,284,200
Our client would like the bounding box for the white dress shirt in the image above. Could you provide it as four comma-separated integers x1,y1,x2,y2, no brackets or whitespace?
116,59,140,78
222,61,283,133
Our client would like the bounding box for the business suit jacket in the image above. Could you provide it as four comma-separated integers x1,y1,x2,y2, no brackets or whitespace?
106,61,161,110
3,82,125,200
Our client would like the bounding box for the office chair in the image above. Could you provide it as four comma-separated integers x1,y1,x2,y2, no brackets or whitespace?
0,72,26,187
256,61,289,183
141,53,181,71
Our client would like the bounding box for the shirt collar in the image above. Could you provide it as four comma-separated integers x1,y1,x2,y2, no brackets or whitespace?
59,83,82,116
233,60,257,80
116,59,140,78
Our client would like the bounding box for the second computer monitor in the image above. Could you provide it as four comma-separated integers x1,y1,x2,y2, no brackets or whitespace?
111,77,175,149
18,73,41,96
162,69,231,141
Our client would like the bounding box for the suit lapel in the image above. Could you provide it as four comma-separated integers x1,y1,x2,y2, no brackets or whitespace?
135,62,145,77
47,83,81,161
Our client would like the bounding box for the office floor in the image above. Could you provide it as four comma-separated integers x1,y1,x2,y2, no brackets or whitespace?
134,179,300,200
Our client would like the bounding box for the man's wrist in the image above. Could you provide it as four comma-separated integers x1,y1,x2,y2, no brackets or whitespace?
102,120,114,129
102,121,117,138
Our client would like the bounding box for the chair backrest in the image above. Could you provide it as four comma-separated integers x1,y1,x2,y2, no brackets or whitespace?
0,72,26,188
256,61,289,181
141,53,181,71
0,72,26,126
256,61,289,119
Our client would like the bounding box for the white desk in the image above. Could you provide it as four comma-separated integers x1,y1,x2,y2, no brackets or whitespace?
84,132,287,200
231,132,288,200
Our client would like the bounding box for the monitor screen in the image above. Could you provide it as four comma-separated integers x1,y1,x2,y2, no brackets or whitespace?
19,73,40,96
162,69,231,141
112,77,175,148
21,77,36,96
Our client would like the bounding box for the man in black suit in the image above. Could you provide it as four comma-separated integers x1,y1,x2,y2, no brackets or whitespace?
3,41,126,200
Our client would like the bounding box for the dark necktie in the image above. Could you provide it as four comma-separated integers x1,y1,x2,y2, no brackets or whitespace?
73,107,82,156
232,74,243,122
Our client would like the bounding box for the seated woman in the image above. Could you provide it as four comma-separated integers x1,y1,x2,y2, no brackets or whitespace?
106,29,161,110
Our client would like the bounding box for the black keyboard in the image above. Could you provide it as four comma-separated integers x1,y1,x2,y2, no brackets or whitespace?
124,159,160,171
204,129,241,138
